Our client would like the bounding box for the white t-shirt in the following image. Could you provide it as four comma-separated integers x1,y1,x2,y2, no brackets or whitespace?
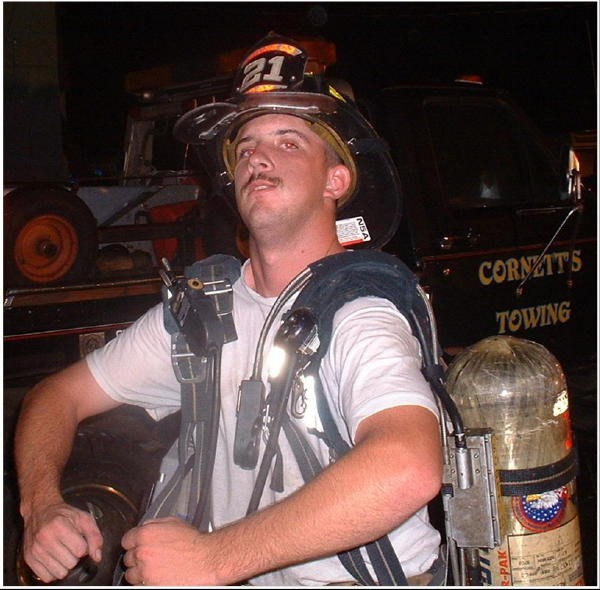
87,260,441,585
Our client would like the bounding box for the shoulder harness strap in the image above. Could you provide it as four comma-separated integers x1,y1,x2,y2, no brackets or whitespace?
291,249,439,461
146,255,240,528
283,250,443,585
115,255,240,584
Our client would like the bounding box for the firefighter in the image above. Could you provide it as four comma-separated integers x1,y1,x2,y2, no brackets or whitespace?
14,33,444,586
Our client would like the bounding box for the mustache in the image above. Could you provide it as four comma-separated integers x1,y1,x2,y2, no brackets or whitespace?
243,173,280,191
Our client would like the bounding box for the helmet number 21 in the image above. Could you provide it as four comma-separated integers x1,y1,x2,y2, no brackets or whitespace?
241,56,285,92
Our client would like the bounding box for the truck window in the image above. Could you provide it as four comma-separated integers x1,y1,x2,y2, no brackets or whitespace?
524,132,566,203
150,117,191,173
424,99,562,209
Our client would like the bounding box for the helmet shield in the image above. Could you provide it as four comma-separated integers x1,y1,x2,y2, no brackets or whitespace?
173,33,402,249
232,37,308,95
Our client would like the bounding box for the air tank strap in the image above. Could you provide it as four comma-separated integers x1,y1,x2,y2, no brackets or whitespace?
282,415,408,586
114,256,240,585
152,255,240,527
276,249,439,585
498,448,578,496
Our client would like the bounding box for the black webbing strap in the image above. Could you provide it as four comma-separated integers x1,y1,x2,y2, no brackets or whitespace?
499,448,578,496
282,418,376,585
282,416,409,585
112,446,199,585
136,357,217,530
142,448,196,520
160,254,239,526
292,251,418,359
280,250,440,585
116,256,238,585
365,538,408,586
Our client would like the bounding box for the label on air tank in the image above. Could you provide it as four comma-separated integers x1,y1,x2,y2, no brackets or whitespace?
479,515,585,585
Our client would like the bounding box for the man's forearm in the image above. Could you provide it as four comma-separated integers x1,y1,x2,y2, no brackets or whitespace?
209,458,385,583
15,360,120,518
208,407,442,584
125,435,410,587
15,377,80,518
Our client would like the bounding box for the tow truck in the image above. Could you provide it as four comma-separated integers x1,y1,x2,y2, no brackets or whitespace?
3,38,596,585
4,38,595,379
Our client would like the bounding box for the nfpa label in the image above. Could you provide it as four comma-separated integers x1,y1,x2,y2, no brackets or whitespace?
336,216,371,247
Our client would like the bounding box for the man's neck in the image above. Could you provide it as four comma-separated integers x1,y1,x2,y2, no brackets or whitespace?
245,233,345,298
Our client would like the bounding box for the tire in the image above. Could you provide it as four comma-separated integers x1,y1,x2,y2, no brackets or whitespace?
11,483,139,586
5,406,179,586
4,188,98,286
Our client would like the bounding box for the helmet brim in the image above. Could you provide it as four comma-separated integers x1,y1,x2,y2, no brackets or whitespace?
173,92,402,250
173,92,338,145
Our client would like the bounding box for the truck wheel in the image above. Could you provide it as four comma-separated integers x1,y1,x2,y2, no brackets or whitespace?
4,406,179,586
4,188,98,286
12,483,139,586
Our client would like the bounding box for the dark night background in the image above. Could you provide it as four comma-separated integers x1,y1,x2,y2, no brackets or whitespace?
2,4,598,586
48,1,597,177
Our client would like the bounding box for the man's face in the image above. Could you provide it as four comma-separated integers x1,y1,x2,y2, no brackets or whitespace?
232,114,340,236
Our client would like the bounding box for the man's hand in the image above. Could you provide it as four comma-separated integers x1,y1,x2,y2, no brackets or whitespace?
22,501,103,583
121,517,221,586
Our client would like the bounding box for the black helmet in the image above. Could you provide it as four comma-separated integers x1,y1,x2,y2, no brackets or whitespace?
174,32,401,249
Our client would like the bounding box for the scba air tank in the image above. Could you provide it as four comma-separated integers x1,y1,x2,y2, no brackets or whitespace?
446,335,584,586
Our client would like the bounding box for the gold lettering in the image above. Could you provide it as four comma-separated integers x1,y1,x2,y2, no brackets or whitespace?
493,259,507,284
505,258,520,281
496,310,509,333
480,250,582,287
496,301,572,333
520,255,533,278
555,251,569,273
521,306,541,330
479,261,493,286
545,253,554,275
559,300,571,322
546,302,559,326
508,309,522,331
571,249,582,272
533,259,546,278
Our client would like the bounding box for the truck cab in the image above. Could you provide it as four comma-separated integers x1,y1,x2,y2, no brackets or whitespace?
5,63,595,392
362,82,596,372
4,44,596,587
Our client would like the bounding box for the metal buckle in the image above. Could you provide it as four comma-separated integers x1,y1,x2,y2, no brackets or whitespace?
171,334,208,383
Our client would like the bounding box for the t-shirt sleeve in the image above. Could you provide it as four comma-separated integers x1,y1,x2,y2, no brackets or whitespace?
86,303,181,421
323,296,440,442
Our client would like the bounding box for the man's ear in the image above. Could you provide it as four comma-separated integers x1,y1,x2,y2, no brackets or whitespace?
324,164,352,203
